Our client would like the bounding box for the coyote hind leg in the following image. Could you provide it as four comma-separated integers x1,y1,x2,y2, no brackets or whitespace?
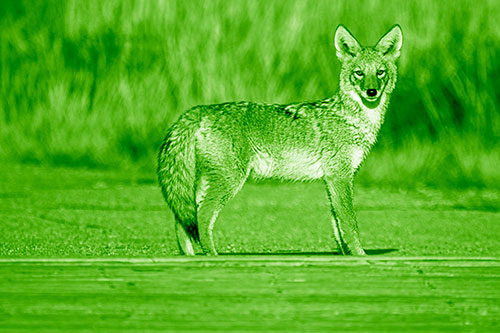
196,171,248,255
175,218,196,256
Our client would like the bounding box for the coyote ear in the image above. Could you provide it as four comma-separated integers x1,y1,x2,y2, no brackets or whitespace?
334,25,362,62
375,24,403,59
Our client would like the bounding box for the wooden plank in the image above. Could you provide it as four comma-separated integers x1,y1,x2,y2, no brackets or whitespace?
0,258,499,331
1,256,500,267
2,256,500,262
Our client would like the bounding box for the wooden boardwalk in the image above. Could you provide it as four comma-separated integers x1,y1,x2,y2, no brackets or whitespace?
1,257,499,331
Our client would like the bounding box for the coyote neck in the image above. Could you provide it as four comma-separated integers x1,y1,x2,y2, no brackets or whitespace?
333,90,390,146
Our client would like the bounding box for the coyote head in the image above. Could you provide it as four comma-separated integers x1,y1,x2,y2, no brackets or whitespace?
334,25,403,109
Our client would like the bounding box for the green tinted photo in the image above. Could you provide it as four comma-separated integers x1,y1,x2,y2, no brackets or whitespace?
1,0,499,331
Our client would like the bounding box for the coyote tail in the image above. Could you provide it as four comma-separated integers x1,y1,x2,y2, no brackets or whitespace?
157,110,200,241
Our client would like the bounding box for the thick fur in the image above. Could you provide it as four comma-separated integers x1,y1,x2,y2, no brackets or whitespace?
158,110,200,242
158,25,403,256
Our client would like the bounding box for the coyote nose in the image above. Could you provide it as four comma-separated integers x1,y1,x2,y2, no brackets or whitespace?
367,89,377,97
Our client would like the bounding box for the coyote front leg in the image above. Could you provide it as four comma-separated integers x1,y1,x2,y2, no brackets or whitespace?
324,176,366,255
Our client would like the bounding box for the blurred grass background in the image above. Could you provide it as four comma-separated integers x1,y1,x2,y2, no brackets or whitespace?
1,0,499,188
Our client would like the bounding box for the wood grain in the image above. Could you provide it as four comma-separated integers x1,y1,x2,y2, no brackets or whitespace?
1,257,499,331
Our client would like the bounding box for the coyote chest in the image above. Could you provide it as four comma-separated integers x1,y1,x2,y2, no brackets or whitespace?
249,149,324,180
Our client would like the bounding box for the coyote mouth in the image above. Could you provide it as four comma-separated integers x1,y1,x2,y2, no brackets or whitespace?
361,95,381,108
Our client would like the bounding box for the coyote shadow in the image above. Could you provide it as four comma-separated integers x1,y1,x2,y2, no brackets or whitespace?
219,249,398,256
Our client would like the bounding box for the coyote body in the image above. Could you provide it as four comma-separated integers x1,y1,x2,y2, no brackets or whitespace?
158,25,403,255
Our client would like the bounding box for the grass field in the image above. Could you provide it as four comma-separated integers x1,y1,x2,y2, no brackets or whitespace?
1,0,500,187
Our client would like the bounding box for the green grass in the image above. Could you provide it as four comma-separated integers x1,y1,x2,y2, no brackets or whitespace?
1,164,499,257
1,0,500,187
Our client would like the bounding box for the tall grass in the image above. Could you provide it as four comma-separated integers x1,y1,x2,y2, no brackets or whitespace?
1,0,499,187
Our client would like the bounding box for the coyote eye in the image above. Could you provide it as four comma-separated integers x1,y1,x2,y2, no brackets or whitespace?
377,69,386,78
353,70,364,79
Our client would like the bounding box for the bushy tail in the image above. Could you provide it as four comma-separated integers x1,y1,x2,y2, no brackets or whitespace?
157,110,200,241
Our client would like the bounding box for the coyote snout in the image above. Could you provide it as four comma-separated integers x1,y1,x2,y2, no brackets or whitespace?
158,24,403,256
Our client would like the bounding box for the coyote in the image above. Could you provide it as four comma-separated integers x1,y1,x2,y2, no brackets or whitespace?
158,25,403,256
